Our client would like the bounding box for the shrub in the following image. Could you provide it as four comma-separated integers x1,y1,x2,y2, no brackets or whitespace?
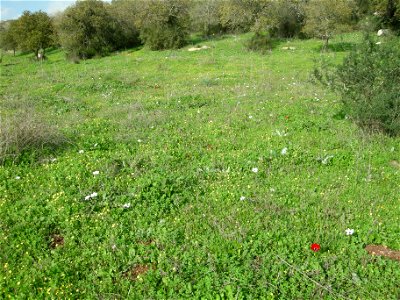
315,36,400,135
0,111,66,163
246,32,273,53
137,0,190,50
254,0,305,38
57,0,121,59
107,0,141,49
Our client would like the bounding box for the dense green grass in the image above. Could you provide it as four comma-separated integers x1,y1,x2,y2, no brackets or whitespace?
1,32,399,299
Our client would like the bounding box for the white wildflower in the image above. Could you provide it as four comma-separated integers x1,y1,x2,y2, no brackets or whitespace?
84,195,91,201
137,139,142,143
251,167,258,173
240,196,246,201
78,150,84,154
92,170,100,176
249,115,253,119
275,130,287,137
15,176,21,180
322,155,334,165
90,192,98,198
281,147,288,155
122,203,131,209
345,228,355,236
111,244,117,251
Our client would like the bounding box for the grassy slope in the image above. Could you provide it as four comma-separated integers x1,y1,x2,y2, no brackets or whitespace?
0,33,399,299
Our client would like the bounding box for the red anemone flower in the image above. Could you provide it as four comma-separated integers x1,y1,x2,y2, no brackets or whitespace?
310,243,321,252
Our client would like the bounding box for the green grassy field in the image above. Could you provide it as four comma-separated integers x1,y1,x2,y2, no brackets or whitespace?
1,32,399,299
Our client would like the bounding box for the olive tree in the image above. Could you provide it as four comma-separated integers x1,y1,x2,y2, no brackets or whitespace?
303,0,355,49
14,11,54,58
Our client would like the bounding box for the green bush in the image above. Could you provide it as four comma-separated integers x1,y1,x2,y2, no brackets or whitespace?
315,36,400,135
254,0,305,39
246,32,273,53
57,0,123,59
137,0,190,50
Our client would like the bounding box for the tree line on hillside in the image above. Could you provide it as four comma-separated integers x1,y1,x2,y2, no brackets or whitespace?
0,0,399,60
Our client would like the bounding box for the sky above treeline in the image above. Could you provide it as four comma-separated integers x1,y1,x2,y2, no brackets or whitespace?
0,0,110,21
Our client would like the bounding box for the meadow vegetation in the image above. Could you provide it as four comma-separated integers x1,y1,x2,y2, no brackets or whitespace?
1,0,400,298
1,30,399,299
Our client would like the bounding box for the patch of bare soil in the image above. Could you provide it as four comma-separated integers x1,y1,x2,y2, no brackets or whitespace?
123,265,152,281
365,245,400,261
138,239,154,246
49,234,65,249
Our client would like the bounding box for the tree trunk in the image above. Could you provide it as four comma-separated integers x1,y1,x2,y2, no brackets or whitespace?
324,37,329,51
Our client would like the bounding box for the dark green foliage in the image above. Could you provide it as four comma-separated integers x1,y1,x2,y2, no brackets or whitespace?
315,37,400,135
373,0,400,31
137,0,190,50
0,21,18,55
270,1,305,38
57,0,123,59
255,0,305,38
246,32,273,53
107,0,141,49
13,11,54,57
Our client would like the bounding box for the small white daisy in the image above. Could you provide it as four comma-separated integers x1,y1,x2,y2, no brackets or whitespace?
122,203,131,209
137,139,142,143
92,170,100,176
90,192,98,198
345,228,355,236
249,115,253,119
111,244,117,251
240,196,246,201
84,195,91,201
78,150,84,154
15,176,21,180
281,147,288,155
251,167,258,173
